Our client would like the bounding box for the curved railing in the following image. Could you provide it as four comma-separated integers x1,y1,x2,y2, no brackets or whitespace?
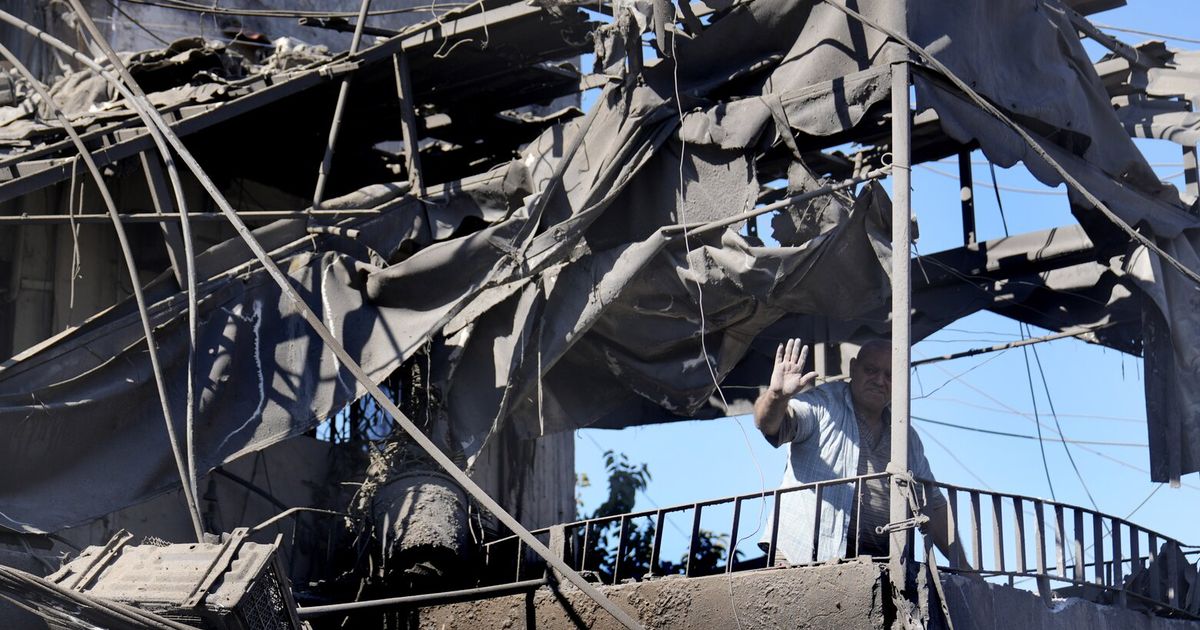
481,473,1197,618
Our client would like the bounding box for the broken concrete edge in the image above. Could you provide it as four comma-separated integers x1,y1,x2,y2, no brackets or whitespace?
416,560,1200,630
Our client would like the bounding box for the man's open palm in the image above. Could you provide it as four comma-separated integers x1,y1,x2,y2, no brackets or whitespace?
770,338,818,397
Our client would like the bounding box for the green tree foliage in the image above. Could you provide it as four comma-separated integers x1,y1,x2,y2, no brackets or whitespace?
577,450,739,583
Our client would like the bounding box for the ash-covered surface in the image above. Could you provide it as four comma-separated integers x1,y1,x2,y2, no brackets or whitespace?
417,561,886,629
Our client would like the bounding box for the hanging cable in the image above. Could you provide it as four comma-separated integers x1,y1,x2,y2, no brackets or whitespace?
1091,23,1200,46
991,159,1059,502
913,415,1147,448
1028,335,1108,518
30,5,641,626
0,42,205,541
819,0,1200,289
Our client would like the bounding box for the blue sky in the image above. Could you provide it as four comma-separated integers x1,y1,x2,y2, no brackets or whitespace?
574,0,1200,568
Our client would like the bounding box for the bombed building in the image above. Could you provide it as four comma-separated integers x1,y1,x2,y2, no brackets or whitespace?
0,0,1198,628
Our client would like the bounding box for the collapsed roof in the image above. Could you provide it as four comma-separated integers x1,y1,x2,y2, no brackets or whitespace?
1,0,1198,536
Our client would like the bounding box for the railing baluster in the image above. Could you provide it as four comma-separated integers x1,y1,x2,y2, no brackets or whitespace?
1013,497,1026,574
971,492,983,571
768,490,782,567
476,476,1187,607
1073,509,1084,583
947,487,960,570
811,483,824,563
582,523,593,572
992,494,1005,573
1129,525,1141,575
1148,533,1161,604
650,511,665,576
686,505,703,577
728,497,743,574
1112,519,1125,607
516,539,524,581
1168,541,1180,609
1055,505,1066,577
854,479,864,558
614,515,629,584
1034,500,1047,577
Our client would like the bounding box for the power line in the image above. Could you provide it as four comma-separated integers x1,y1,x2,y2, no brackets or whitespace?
1092,23,1200,46
913,425,994,490
921,163,1186,192
933,367,1200,492
913,415,1147,448
1028,329,1107,516
922,396,1145,424
104,0,169,45
987,160,1062,502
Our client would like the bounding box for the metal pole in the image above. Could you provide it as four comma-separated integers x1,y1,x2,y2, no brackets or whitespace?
54,6,643,628
958,149,976,246
392,52,425,197
888,60,912,570
1183,145,1199,202
296,578,548,618
311,0,373,208
0,42,206,542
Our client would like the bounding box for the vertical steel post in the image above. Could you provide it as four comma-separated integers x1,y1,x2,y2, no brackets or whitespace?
1184,145,1199,202
393,52,425,197
958,149,976,245
311,0,373,208
888,60,913,570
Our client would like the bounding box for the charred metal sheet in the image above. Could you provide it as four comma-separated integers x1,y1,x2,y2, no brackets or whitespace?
48,532,303,629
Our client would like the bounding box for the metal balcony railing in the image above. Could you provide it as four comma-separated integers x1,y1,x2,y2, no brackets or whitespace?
481,473,1197,618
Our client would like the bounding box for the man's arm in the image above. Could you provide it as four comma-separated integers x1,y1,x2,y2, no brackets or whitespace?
925,502,972,570
753,338,818,442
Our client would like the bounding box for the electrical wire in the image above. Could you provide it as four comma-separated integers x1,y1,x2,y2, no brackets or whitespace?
921,396,1145,425
988,157,1059,501
1018,331,1057,500
0,41,206,542
934,365,1200,492
104,0,170,45
668,31,759,630
989,151,1106,519
918,163,1186,195
912,416,1148,448
819,0,1200,290
30,6,640,626
1091,23,1200,46
1028,331,1108,517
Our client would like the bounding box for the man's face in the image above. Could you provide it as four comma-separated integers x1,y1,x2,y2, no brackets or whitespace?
849,345,891,413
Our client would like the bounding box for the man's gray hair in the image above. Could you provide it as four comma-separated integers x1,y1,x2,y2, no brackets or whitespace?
856,339,891,359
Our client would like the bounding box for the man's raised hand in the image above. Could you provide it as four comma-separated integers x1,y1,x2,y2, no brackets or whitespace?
769,338,819,397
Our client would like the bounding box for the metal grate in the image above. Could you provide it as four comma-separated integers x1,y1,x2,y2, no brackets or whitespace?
236,569,293,630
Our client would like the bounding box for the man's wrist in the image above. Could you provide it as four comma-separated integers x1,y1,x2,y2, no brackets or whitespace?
764,387,790,403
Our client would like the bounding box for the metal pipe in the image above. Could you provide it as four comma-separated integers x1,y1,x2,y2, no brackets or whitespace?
140,152,202,540
887,59,912,571
312,0,374,208
393,52,426,197
958,149,975,245
0,41,206,542
8,7,207,542
911,324,1116,367
296,578,548,618
60,7,643,628
0,208,397,224
661,167,890,237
